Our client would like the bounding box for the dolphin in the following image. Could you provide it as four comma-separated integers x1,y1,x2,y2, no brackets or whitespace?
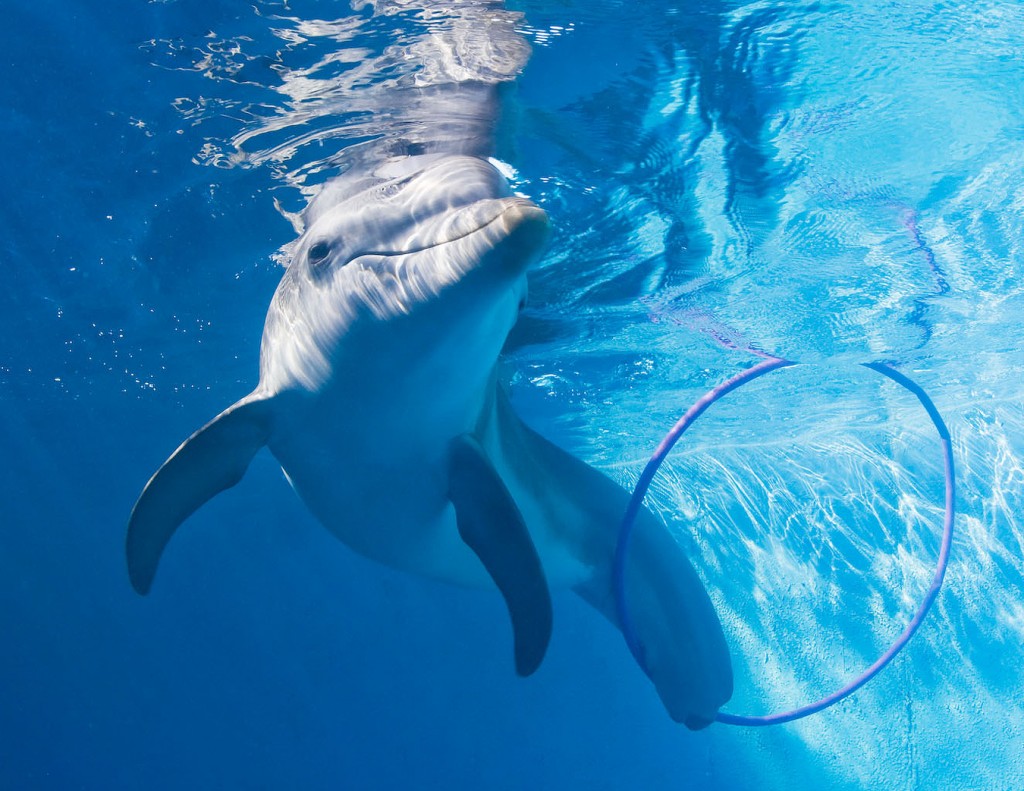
127,0,733,728
127,152,732,727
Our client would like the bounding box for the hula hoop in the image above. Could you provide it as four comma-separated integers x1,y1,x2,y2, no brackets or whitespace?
613,359,955,726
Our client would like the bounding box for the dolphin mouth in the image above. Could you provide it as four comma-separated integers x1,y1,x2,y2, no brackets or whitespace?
416,197,544,253
354,197,547,260
462,198,548,257
434,197,549,278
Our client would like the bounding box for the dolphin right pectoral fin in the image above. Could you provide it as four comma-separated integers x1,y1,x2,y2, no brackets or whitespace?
126,394,273,595
448,434,553,677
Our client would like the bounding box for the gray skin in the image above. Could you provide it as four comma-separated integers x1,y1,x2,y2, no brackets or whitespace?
127,153,733,729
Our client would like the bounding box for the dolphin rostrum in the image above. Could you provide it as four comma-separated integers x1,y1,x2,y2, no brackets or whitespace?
127,0,733,729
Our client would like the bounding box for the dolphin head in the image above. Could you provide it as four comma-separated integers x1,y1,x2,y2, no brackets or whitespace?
258,155,549,393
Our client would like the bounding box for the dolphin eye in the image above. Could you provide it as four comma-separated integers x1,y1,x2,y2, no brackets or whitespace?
308,241,331,267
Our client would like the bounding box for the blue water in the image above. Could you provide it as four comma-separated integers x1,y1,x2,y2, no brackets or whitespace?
3,0,1023,787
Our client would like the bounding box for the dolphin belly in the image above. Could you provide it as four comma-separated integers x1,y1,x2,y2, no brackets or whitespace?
270,407,591,591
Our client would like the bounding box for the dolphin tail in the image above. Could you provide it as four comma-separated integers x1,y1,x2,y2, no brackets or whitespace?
578,513,734,729
126,394,273,595
492,391,732,727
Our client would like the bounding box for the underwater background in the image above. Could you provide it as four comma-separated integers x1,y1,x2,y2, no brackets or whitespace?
3,0,1024,787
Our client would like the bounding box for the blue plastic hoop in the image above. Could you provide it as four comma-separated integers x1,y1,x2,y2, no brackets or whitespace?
613,359,955,726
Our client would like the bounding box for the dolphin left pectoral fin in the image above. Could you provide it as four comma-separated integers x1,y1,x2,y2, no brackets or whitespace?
448,434,553,677
126,394,273,595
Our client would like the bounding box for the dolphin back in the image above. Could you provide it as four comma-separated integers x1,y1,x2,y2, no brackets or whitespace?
126,395,273,594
